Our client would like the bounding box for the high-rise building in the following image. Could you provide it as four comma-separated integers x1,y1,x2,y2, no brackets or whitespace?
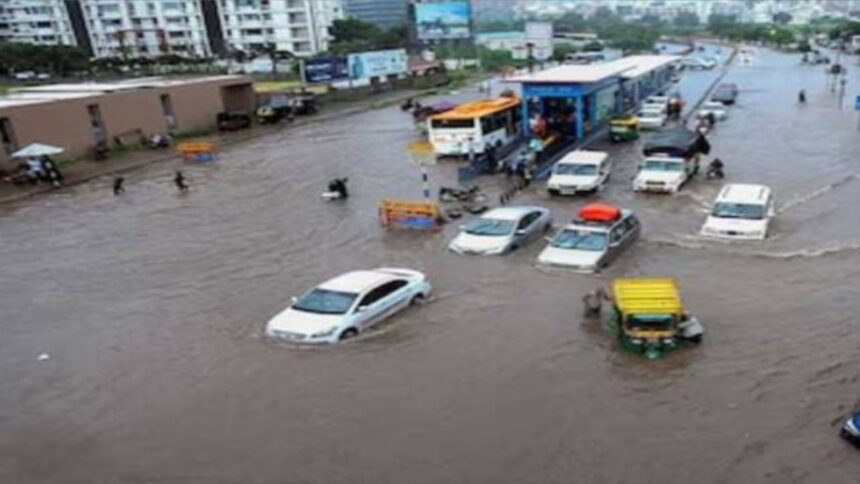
0,0,77,46
217,0,343,57
342,0,407,28
82,0,211,58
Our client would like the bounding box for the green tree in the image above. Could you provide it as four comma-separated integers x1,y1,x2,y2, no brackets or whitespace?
674,11,700,29
555,12,587,33
477,47,514,71
773,12,793,26
551,43,578,62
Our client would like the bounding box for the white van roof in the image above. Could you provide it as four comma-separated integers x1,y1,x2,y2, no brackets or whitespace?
716,183,771,204
557,150,608,165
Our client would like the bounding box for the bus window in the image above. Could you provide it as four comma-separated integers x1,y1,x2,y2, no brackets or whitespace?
431,119,475,129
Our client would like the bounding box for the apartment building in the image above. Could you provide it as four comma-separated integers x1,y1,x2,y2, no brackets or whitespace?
82,0,211,58
0,0,77,46
217,0,343,57
0,0,344,58
342,0,407,28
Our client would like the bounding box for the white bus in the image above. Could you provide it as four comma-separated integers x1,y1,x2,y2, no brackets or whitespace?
427,97,522,156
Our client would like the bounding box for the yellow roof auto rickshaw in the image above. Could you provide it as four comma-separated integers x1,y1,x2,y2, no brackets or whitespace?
609,115,640,143
610,278,704,359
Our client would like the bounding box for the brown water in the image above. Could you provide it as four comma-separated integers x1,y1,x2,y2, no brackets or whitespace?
2,47,860,484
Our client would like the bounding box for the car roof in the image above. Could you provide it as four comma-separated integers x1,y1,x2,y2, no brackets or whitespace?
557,150,608,165
716,183,771,203
483,206,546,220
319,270,397,294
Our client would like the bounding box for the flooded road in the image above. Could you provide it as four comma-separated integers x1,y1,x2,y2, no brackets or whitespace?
2,47,860,483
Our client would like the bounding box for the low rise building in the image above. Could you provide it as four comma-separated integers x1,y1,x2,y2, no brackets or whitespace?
0,76,254,167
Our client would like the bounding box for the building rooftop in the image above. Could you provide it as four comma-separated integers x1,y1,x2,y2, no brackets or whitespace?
506,55,679,84
0,75,250,110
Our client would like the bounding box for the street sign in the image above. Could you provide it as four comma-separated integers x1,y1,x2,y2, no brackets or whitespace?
855,95,860,111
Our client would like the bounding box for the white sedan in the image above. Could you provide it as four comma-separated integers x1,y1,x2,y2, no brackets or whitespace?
266,268,432,344
636,109,666,130
697,101,728,121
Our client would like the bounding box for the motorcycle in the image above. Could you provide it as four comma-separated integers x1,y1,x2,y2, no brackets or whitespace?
706,160,725,179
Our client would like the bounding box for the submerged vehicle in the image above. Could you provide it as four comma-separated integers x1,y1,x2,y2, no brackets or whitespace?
256,95,292,124
448,206,552,255
701,184,774,240
610,278,704,360
265,268,432,344
840,410,860,447
216,111,252,131
609,115,640,142
633,129,711,194
537,204,640,272
546,150,611,195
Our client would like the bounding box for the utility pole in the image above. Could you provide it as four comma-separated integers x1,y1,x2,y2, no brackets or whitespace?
526,42,535,73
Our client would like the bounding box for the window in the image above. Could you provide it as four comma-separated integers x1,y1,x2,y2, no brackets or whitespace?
242,28,263,36
518,212,541,231
609,223,627,244
357,280,408,308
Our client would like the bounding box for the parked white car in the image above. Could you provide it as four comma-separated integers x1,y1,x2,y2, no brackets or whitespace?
700,184,774,240
636,108,666,130
633,156,699,193
448,206,552,255
266,268,432,344
547,150,611,195
697,101,728,121
680,57,716,70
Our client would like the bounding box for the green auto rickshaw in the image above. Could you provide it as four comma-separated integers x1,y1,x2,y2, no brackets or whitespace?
609,115,640,143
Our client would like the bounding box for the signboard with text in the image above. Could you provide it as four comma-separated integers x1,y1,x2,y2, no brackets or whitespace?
303,56,350,84
347,49,408,80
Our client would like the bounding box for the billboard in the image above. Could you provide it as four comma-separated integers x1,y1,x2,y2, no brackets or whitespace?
303,56,349,84
525,21,554,61
415,2,471,40
347,49,408,80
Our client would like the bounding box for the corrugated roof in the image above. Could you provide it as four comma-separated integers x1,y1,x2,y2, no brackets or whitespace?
0,75,249,110
506,54,679,84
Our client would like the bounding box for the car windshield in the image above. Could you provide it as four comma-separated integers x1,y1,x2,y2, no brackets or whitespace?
292,288,357,315
627,314,674,330
643,160,683,171
464,217,516,236
551,229,607,251
712,202,766,220
555,163,597,176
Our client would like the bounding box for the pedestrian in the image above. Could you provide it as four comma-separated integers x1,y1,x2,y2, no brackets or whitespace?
798,89,806,104
582,287,610,318
485,144,497,174
174,170,188,193
113,177,125,195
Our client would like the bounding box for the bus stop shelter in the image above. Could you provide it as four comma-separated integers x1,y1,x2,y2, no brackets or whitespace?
506,55,679,142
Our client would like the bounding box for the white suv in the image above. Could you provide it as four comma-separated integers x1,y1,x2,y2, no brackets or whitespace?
701,184,774,240
547,150,611,195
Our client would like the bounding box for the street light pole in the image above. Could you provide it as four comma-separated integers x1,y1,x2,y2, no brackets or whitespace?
526,42,535,73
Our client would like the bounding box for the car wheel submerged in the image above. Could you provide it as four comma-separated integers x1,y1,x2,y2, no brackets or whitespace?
339,328,359,341
410,293,425,306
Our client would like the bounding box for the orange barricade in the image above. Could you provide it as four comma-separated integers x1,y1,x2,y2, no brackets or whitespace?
378,199,443,230
177,142,217,162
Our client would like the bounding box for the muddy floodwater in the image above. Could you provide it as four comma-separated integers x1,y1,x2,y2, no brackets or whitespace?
2,47,860,483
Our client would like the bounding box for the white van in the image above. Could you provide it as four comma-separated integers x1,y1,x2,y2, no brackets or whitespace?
547,150,611,195
700,184,774,240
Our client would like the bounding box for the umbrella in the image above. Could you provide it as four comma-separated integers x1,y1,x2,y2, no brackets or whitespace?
11,143,65,158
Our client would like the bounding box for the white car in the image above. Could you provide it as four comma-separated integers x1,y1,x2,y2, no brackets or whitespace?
633,156,699,194
448,206,552,255
680,57,716,70
636,108,666,130
266,268,432,344
697,101,728,121
700,184,774,240
547,150,611,196
645,95,670,108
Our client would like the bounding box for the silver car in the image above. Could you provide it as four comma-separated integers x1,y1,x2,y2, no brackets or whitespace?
448,206,553,255
537,209,641,272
